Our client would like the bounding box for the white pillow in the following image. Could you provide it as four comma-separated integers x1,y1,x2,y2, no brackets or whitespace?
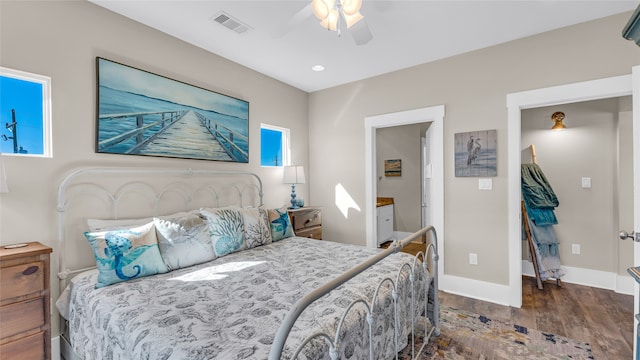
154,213,216,270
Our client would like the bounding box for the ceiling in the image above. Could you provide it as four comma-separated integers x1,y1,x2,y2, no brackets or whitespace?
89,1,638,93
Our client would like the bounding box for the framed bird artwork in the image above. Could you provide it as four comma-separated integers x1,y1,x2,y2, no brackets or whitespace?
454,130,497,177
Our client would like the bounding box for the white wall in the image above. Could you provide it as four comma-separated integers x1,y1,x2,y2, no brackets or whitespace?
308,12,640,285
0,0,309,337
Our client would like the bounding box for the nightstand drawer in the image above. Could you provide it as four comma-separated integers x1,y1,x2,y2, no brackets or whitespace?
0,261,45,301
291,209,321,230
0,297,45,340
288,207,323,240
0,242,52,360
0,331,45,360
295,226,322,240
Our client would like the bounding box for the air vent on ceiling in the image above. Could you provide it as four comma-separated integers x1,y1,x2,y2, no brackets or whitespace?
211,11,253,35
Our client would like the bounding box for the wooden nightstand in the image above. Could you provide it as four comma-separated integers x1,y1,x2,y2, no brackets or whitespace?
288,207,322,240
0,242,52,360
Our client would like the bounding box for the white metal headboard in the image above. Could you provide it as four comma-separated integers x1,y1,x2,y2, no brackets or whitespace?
56,167,263,289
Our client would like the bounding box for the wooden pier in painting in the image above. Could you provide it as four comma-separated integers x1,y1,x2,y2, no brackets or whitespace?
97,109,248,162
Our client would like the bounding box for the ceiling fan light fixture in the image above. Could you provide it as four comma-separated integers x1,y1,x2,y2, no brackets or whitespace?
312,0,364,31
342,0,362,16
312,0,333,21
319,9,340,31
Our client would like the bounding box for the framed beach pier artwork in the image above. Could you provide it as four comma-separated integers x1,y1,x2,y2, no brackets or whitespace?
96,57,249,163
454,129,497,177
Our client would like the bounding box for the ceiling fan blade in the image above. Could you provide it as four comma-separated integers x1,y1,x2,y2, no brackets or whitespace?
273,3,314,38
350,18,373,45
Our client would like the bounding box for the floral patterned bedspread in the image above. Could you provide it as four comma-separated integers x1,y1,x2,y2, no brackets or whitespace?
65,237,432,360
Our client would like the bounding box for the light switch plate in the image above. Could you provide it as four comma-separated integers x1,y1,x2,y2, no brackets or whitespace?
479,178,492,190
581,177,591,188
571,244,581,254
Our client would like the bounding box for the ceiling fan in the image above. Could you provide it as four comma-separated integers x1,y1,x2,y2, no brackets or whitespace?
311,0,373,45
279,0,373,46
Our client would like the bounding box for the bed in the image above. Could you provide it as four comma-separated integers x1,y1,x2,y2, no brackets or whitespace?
55,167,439,360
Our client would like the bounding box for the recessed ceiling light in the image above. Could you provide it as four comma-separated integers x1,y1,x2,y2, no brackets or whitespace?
312,65,325,72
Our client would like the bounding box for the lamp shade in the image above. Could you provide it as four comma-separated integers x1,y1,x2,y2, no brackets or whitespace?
283,165,306,184
0,153,8,193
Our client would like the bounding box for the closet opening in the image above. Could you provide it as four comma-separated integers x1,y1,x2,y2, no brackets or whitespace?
520,98,633,294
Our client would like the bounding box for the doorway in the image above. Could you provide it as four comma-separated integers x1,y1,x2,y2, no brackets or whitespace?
520,98,634,291
506,71,637,308
364,105,445,280
375,123,430,241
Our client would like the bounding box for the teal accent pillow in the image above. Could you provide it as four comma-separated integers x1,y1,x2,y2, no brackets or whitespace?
268,207,294,241
201,208,246,257
84,222,169,288
154,213,216,270
242,207,271,249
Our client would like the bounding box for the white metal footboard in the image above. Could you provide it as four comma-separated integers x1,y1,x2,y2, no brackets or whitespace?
269,226,440,360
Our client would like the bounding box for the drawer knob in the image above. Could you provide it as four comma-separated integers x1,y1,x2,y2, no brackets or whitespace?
23,265,39,276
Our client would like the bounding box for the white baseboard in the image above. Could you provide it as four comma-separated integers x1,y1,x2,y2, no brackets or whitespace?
617,275,635,295
439,263,634,307
439,274,511,306
522,260,634,295
52,336,60,360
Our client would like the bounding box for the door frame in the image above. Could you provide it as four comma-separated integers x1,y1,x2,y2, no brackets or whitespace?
506,71,636,308
364,105,445,279
633,66,640,360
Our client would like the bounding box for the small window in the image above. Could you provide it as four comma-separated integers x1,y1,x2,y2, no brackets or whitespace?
260,124,290,167
0,67,52,157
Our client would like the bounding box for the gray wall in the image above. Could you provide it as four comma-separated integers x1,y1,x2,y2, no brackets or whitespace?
0,0,309,336
376,123,423,233
308,12,639,284
521,98,634,276
1,0,639,338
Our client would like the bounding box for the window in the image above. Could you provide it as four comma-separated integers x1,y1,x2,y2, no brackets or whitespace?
0,67,52,157
260,124,290,167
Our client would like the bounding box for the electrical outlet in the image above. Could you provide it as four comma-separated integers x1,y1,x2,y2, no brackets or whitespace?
571,244,581,255
469,253,478,265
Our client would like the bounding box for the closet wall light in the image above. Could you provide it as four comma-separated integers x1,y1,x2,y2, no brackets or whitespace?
551,111,567,131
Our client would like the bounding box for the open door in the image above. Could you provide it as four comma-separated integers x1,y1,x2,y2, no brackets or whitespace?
421,134,432,228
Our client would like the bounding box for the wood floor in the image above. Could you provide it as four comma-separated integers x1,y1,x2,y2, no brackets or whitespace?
440,278,634,359
388,242,634,358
